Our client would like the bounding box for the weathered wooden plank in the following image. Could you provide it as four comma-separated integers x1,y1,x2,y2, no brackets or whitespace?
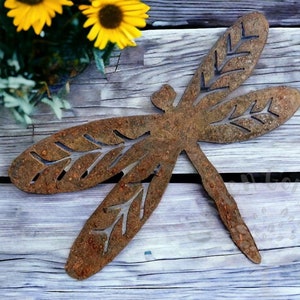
0,182,299,298
1,28,300,176
145,0,300,27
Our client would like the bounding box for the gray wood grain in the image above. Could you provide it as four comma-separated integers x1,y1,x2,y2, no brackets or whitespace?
0,182,299,299
145,0,300,27
1,28,300,176
1,5,299,299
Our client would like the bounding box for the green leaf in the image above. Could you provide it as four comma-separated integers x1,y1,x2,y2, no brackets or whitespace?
41,95,71,120
93,42,116,75
7,76,35,89
11,108,33,125
93,48,106,75
7,52,21,72
2,91,20,107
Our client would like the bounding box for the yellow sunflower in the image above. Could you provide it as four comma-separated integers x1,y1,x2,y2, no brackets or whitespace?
79,0,150,50
4,0,73,35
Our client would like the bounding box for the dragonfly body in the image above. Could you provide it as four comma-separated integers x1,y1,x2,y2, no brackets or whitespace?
9,12,300,279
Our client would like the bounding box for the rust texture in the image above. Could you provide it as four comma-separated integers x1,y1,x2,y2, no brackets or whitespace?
9,12,300,280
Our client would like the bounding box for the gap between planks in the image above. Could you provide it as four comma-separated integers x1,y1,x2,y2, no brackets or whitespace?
0,182,299,299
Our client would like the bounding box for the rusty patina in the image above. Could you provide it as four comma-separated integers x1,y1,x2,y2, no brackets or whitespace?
9,12,300,280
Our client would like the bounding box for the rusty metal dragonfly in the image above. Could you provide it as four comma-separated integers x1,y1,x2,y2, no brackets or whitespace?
9,12,300,280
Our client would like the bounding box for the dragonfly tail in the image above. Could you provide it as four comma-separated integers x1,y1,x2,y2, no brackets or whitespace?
186,143,261,264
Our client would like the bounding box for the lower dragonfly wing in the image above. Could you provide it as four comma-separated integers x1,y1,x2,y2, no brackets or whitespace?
66,140,180,280
9,115,159,194
185,143,261,264
200,86,300,143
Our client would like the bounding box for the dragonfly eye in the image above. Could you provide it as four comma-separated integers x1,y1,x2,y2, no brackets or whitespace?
151,84,177,112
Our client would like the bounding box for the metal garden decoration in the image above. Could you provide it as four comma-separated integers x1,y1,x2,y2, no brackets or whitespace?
9,12,300,280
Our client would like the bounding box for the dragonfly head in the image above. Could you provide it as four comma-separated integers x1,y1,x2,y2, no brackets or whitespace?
151,84,177,112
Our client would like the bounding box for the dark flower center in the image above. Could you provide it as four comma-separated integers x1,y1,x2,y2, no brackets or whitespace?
18,0,43,4
99,5,123,29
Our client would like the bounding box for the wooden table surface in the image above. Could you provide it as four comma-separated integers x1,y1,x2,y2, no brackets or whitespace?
1,1,300,299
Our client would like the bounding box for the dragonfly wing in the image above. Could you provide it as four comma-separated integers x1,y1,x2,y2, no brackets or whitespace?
65,139,180,280
200,87,300,143
9,115,159,193
179,12,268,109
185,143,261,263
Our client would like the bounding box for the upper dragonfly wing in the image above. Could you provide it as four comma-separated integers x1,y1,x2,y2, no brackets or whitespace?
179,12,268,110
200,87,300,143
9,115,159,194
65,138,180,280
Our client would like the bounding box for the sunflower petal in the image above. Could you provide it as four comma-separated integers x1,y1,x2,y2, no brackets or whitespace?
87,24,101,41
79,0,148,50
99,31,110,49
123,16,147,28
5,0,72,34
121,22,142,38
84,17,98,28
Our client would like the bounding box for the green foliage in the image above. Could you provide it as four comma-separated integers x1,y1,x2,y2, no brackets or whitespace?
0,2,108,125
93,42,116,75
0,75,36,124
0,74,72,125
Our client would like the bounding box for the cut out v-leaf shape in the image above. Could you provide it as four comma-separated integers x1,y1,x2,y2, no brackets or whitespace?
9,12,300,280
